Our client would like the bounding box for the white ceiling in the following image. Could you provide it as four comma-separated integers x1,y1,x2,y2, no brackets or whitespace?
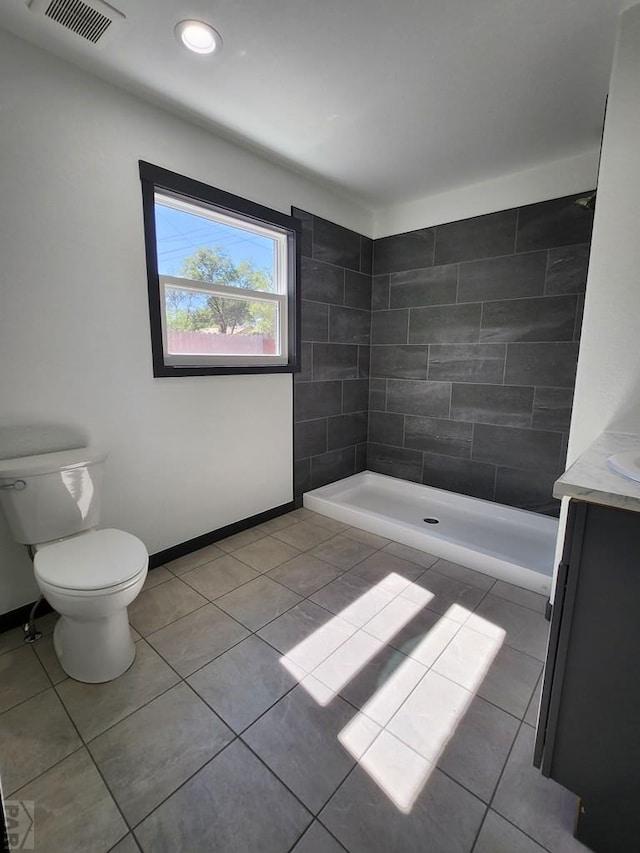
0,0,626,209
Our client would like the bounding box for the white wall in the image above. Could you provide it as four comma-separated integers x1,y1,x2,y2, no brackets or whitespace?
548,2,640,604
0,29,371,614
373,148,601,238
567,1,640,462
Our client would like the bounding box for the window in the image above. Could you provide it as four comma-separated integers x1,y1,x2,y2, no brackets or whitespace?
139,161,301,376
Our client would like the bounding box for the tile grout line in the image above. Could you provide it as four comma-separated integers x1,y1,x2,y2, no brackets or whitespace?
284,818,349,853
123,732,316,845
0,680,53,719
473,712,557,853
132,597,212,640
44,565,540,772
49,675,135,845
80,639,231,740
3,510,551,851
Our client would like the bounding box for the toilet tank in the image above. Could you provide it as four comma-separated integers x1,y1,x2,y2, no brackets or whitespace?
0,448,107,544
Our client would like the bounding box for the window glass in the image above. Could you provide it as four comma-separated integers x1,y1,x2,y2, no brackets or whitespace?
140,163,300,376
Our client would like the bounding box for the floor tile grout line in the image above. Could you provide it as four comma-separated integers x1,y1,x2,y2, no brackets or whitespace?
125,736,241,835
470,810,491,853
50,635,186,749
82,746,135,844
209,677,300,740
69,679,180,746
46,654,242,839
90,644,322,843
107,833,142,853
283,818,317,853
131,596,212,639
303,579,543,794
3,510,553,851
0,635,31,657
312,761,362,834
178,567,278,606
523,671,543,724
332,616,538,728
48,677,135,841
3,742,86,800
162,530,268,576
149,522,397,627
139,551,546,665
341,685,503,814
312,600,539,848
257,551,453,654
436,609,547,666
141,617,320,745
143,569,357,686
237,734,345,822
484,589,550,616
107,835,142,853
235,537,547,689
313,814,357,853
23,594,538,806
0,681,53,718
5,535,546,738
119,730,237,836
425,563,498,595
263,565,349,599
154,629,253,682
216,588,306,634
160,542,361,632
180,559,319,620
477,713,557,853
284,818,349,853
227,535,305,573
180,578,438,751
124,735,316,842
483,810,556,853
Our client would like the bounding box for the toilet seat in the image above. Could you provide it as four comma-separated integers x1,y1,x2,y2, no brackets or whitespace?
34,528,148,593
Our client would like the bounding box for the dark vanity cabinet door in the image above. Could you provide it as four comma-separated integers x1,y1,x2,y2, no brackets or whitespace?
534,500,640,853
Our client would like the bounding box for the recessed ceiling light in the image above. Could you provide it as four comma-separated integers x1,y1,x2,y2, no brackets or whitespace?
174,20,222,55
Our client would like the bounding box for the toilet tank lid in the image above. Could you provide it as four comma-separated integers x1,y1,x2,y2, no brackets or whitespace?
0,447,107,479
34,529,148,591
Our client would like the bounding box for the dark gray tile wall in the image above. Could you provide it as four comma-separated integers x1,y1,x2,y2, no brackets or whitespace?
368,193,593,515
293,194,592,516
293,209,372,500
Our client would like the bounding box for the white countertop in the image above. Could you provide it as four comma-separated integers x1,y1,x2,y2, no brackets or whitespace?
554,431,640,512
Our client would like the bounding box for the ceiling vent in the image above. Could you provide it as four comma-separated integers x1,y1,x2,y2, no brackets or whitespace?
28,0,125,46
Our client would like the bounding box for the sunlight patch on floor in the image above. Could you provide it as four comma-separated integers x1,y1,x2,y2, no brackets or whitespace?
279,571,505,813
280,573,433,706
340,603,505,812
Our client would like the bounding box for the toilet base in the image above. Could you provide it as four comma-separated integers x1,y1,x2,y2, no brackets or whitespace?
53,609,136,683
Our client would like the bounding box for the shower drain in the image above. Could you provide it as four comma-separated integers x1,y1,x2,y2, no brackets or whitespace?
423,517,440,524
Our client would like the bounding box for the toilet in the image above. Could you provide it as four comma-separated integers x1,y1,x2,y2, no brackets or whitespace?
0,447,148,683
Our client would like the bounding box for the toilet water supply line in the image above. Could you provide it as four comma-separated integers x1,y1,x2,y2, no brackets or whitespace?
23,545,43,644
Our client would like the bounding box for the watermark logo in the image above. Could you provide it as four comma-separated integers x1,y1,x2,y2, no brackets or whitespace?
4,801,34,850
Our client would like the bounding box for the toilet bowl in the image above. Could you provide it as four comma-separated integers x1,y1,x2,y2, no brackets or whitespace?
34,528,148,682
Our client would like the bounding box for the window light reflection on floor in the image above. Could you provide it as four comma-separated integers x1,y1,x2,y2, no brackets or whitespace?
279,572,506,814
340,604,505,812
279,573,433,705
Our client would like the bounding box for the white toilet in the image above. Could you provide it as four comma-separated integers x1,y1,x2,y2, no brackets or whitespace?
0,447,148,683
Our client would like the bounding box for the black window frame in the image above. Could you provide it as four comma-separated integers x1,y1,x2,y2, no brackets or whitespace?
139,160,301,377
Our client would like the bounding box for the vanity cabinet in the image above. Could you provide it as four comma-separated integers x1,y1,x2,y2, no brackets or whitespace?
534,499,640,853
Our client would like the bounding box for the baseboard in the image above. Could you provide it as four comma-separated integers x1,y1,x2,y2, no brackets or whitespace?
0,500,297,635
148,500,297,567
0,598,54,635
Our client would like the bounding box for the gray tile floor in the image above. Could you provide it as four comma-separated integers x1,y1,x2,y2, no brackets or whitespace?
0,508,591,853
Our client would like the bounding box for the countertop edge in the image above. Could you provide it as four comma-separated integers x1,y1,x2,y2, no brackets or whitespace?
553,431,640,513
